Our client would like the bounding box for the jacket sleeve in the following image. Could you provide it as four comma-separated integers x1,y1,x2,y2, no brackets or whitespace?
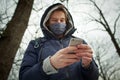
80,59,99,80
80,40,99,80
19,40,49,80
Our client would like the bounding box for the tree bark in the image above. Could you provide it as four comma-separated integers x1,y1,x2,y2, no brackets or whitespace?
0,0,34,80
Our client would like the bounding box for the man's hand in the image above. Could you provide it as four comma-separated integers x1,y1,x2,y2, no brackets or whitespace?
50,44,93,69
50,46,80,69
76,44,93,68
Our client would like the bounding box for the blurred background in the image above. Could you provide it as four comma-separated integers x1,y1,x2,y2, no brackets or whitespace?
0,0,120,80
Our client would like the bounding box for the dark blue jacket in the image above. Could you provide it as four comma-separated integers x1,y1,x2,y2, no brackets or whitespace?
19,3,99,80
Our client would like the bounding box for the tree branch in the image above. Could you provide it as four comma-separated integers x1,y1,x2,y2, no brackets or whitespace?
90,0,110,30
113,13,120,35
109,67,120,79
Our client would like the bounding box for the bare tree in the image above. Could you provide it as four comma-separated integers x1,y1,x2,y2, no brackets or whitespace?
88,0,120,56
0,0,12,38
0,0,34,80
90,38,120,80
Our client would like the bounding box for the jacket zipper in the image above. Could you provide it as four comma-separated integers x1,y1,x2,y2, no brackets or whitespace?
59,39,71,80
59,39,64,48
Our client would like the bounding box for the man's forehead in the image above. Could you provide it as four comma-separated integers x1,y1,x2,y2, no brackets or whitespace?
50,17,65,19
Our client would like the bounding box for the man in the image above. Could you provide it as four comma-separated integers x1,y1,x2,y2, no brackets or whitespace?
19,3,99,80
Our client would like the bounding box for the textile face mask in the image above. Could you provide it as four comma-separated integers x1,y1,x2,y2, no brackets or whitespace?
49,23,66,35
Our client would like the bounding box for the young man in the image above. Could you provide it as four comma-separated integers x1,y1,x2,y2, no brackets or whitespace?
19,3,99,80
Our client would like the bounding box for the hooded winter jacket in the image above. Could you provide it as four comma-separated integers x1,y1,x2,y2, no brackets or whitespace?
19,3,99,80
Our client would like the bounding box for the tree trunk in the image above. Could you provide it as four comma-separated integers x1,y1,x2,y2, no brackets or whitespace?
0,0,34,80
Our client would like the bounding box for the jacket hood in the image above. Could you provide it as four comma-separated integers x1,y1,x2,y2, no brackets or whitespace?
40,3,76,39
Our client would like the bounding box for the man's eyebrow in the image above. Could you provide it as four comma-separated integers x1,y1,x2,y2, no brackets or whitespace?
61,18,65,19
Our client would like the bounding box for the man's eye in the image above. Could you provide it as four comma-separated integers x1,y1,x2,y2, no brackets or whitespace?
61,20,64,22
61,19,65,22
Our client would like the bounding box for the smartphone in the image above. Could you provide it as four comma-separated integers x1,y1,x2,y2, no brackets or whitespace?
69,38,83,46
